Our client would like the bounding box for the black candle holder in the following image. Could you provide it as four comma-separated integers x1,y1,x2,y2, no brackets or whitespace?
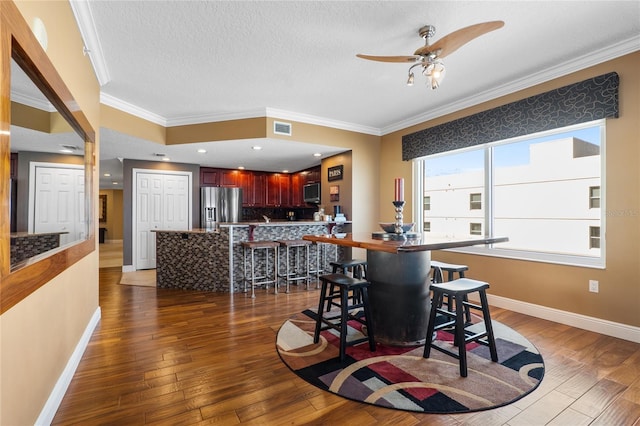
392,200,405,235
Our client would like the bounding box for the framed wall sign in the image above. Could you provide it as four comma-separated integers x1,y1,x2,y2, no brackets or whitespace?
99,194,107,222
330,185,339,202
328,165,343,181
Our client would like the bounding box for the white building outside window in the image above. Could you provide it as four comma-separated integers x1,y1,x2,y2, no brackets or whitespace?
419,120,604,267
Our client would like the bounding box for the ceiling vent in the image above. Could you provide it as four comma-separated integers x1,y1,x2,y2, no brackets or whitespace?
274,121,292,136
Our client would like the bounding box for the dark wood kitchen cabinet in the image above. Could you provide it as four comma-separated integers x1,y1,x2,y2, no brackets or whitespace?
305,167,321,184
240,171,265,207
219,169,243,187
290,172,304,206
265,173,290,207
200,166,319,207
200,168,220,186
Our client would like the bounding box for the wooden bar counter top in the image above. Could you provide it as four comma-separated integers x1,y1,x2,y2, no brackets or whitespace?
303,232,508,346
303,232,508,254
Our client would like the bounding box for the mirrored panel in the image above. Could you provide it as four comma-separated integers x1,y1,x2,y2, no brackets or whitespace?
9,58,87,267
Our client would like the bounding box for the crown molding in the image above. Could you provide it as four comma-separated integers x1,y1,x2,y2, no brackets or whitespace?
97,34,638,137
166,108,268,127
265,108,381,136
11,91,56,112
100,93,167,126
69,0,111,86
381,35,640,135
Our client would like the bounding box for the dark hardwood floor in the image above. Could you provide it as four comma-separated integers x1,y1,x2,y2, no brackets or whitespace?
52,267,640,425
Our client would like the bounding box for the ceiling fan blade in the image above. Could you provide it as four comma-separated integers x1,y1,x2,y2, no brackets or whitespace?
356,54,420,63
414,21,504,58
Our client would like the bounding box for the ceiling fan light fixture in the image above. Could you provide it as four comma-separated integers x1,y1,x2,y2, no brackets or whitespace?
358,21,504,91
423,60,446,90
406,71,414,86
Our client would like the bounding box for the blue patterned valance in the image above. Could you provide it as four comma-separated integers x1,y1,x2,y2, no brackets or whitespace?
402,72,619,160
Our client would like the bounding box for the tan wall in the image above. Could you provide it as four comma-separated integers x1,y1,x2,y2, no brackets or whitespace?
99,113,382,237
322,151,352,219
99,189,124,241
167,117,267,144
267,118,380,235
101,104,166,144
382,52,640,327
1,2,101,425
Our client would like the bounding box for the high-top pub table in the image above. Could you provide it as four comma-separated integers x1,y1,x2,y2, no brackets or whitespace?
302,232,508,346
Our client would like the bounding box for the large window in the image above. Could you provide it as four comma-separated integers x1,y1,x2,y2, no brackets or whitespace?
419,120,604,267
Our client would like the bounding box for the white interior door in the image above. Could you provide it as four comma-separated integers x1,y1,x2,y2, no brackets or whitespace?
133,170,191,270
163,174,190,230
136,173,163,270
30,164,85,245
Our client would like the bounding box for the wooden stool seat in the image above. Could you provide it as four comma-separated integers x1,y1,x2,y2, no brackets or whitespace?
430,260,469,282
423,278,498,377
430,260,471,323
330,259,368,278
314,273,376,361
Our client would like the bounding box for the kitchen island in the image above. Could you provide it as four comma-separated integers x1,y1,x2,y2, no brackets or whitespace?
10,231,68,265
302,232,508,346
153,221,350,292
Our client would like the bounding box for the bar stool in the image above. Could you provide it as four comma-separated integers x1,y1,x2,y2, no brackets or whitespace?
331,259,367,278
241,241,279,298
423,278,498,377
314,273,376,361
325,259,367,311
430,260,471,323
430,260,468,283
276,239,312,293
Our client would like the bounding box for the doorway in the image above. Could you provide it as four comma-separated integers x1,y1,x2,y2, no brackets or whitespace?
132,169,192,270
28,162,85,246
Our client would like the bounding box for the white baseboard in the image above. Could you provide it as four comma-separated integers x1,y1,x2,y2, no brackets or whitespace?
35,307,102,426
488,294,640,344
122,264,135,273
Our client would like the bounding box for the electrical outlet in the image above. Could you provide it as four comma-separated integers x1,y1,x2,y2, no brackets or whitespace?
589,280,599,293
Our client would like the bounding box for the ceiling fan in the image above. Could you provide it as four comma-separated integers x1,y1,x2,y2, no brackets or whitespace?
357,21,504,89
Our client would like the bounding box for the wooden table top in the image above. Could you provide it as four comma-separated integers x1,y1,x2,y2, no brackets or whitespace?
302,233,508,254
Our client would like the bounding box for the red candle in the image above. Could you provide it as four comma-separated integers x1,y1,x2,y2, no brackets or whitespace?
394,178,404,202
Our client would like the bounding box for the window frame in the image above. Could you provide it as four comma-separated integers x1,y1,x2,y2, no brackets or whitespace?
413,119,606,269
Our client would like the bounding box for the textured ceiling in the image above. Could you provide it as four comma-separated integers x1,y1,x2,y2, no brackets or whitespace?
10,1,640,188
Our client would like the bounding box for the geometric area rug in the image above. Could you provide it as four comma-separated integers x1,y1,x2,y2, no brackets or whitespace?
276,309,544,414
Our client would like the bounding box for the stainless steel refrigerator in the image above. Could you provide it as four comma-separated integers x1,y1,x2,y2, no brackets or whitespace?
201,187,243,229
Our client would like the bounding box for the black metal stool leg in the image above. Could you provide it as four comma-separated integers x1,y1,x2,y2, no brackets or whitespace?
314,279,329,344
338,285,350,361
479,289,498,362
454,293,468,376
423,291,443,358
360,286,375,352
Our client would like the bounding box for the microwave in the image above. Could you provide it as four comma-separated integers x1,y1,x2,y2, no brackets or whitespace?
303,182,320,204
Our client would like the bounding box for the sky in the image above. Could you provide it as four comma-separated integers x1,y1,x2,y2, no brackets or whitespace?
425,123,602,177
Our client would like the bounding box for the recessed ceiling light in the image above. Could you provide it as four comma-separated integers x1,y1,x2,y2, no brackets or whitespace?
251,146,262,150
112,181,118,185
197,149,207,153
313,153,322,157
238,166,245,170
162,157,170,161
282,169,289,173
103,173,111,177
59,148,74,153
